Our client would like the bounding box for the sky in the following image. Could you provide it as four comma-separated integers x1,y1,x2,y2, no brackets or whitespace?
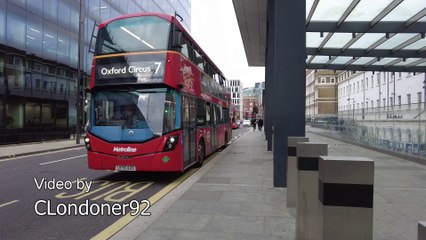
190,0,265,88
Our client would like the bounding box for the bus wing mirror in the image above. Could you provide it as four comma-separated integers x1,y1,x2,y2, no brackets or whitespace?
172,28,184,49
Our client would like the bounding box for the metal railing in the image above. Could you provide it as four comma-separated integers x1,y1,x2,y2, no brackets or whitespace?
307,103,426,161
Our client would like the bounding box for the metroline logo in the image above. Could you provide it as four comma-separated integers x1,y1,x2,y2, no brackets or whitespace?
113,147,137,153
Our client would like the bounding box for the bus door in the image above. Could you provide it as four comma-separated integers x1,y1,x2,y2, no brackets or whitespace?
211,104,218,151
182,95,197,167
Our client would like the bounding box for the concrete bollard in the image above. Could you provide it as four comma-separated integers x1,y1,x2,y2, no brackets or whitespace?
296,142,328,240
287,136,309,208
318,156,374,240
419,222,426,240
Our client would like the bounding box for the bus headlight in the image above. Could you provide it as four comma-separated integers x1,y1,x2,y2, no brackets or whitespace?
163,135,178,152
84,137,91,150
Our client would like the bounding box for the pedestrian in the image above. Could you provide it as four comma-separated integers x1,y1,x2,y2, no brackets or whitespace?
251,119,257,131
257,118,263,131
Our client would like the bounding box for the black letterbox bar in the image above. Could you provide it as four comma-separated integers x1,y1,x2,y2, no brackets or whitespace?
288,147,297,156
297,157,319,171
318,179,373,208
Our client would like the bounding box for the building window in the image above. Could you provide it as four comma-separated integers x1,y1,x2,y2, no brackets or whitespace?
390,97,393,107
383,98,386,108
407,94,411,107
398,95,401,107
417,92,422,105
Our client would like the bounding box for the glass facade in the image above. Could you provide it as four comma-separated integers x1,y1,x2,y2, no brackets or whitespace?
0,0,191,144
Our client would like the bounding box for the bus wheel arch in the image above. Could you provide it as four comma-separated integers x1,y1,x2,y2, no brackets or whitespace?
195,138,205,167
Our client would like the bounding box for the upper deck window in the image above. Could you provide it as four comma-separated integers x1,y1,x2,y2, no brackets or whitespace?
95,16,171,55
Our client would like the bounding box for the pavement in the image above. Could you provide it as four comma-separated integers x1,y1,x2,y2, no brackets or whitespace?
0,139,84,159
2,130,426,239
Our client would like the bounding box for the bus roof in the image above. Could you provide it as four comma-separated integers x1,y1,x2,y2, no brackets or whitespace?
98,12,227,81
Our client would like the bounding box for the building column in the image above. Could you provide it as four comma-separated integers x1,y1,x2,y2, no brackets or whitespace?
271,0,306,187
265,0,275,151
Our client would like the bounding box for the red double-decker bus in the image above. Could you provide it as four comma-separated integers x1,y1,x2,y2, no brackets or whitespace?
84,13,232,172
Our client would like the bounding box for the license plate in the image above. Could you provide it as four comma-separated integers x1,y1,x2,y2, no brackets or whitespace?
115,165,136,171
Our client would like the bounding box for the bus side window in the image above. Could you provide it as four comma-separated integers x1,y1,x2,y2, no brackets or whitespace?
194,50,204,71
196,99,206,126
223,108,229,124
180,37,192,59
205,102,211,125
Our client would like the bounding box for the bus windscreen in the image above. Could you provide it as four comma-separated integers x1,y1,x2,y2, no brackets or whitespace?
91,88,180,142
96,16,171,55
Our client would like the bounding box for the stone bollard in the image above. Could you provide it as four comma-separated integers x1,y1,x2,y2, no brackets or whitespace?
419,222,426,240
296,142,328,240
318,156,374,240
287,136,309,208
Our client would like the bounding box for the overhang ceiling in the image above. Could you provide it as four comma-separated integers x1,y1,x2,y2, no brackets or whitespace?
232,0,426,72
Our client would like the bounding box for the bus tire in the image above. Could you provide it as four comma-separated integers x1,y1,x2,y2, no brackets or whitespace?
195,139,205,167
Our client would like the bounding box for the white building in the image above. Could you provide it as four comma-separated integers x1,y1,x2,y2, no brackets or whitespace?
226,79,243,120
337,71,426,149
338,71,425,118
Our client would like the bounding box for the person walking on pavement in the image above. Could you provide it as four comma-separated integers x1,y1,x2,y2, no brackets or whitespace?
251,118,257,131
258,118,263,131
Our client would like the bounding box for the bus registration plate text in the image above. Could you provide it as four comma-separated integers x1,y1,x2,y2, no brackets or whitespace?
115,165,136,171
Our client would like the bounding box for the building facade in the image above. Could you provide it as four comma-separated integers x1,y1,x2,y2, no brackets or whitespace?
225,79,243,121
242,82,264,120
0,0,191,144
305,69,339,121
337,71,426,154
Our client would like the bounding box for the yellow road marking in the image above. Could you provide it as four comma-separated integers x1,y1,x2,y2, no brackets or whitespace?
0,199,20,208
91,168,197,240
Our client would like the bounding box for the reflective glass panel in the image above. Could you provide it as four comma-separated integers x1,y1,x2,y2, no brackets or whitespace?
57,27,70,64
69,33,78,67
382,0,426,21
306,32,329,48
324,33,353,48
345,0,394,21
0,0,5,44
394,58,422,66
43,20,57,59
27,0,43,15
310,55,329,64
376,34,417,50
100,0,111,22
44,0,58,23
8,0,25,8
6,3,26,50
332,56,353,64
70,1,79,32
87,0,100,20
403,38,426,50
352,57,376,65
26,13,43,55
58,0,71,28
349,33,383,49
310,0,352,21
372,57,399,66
